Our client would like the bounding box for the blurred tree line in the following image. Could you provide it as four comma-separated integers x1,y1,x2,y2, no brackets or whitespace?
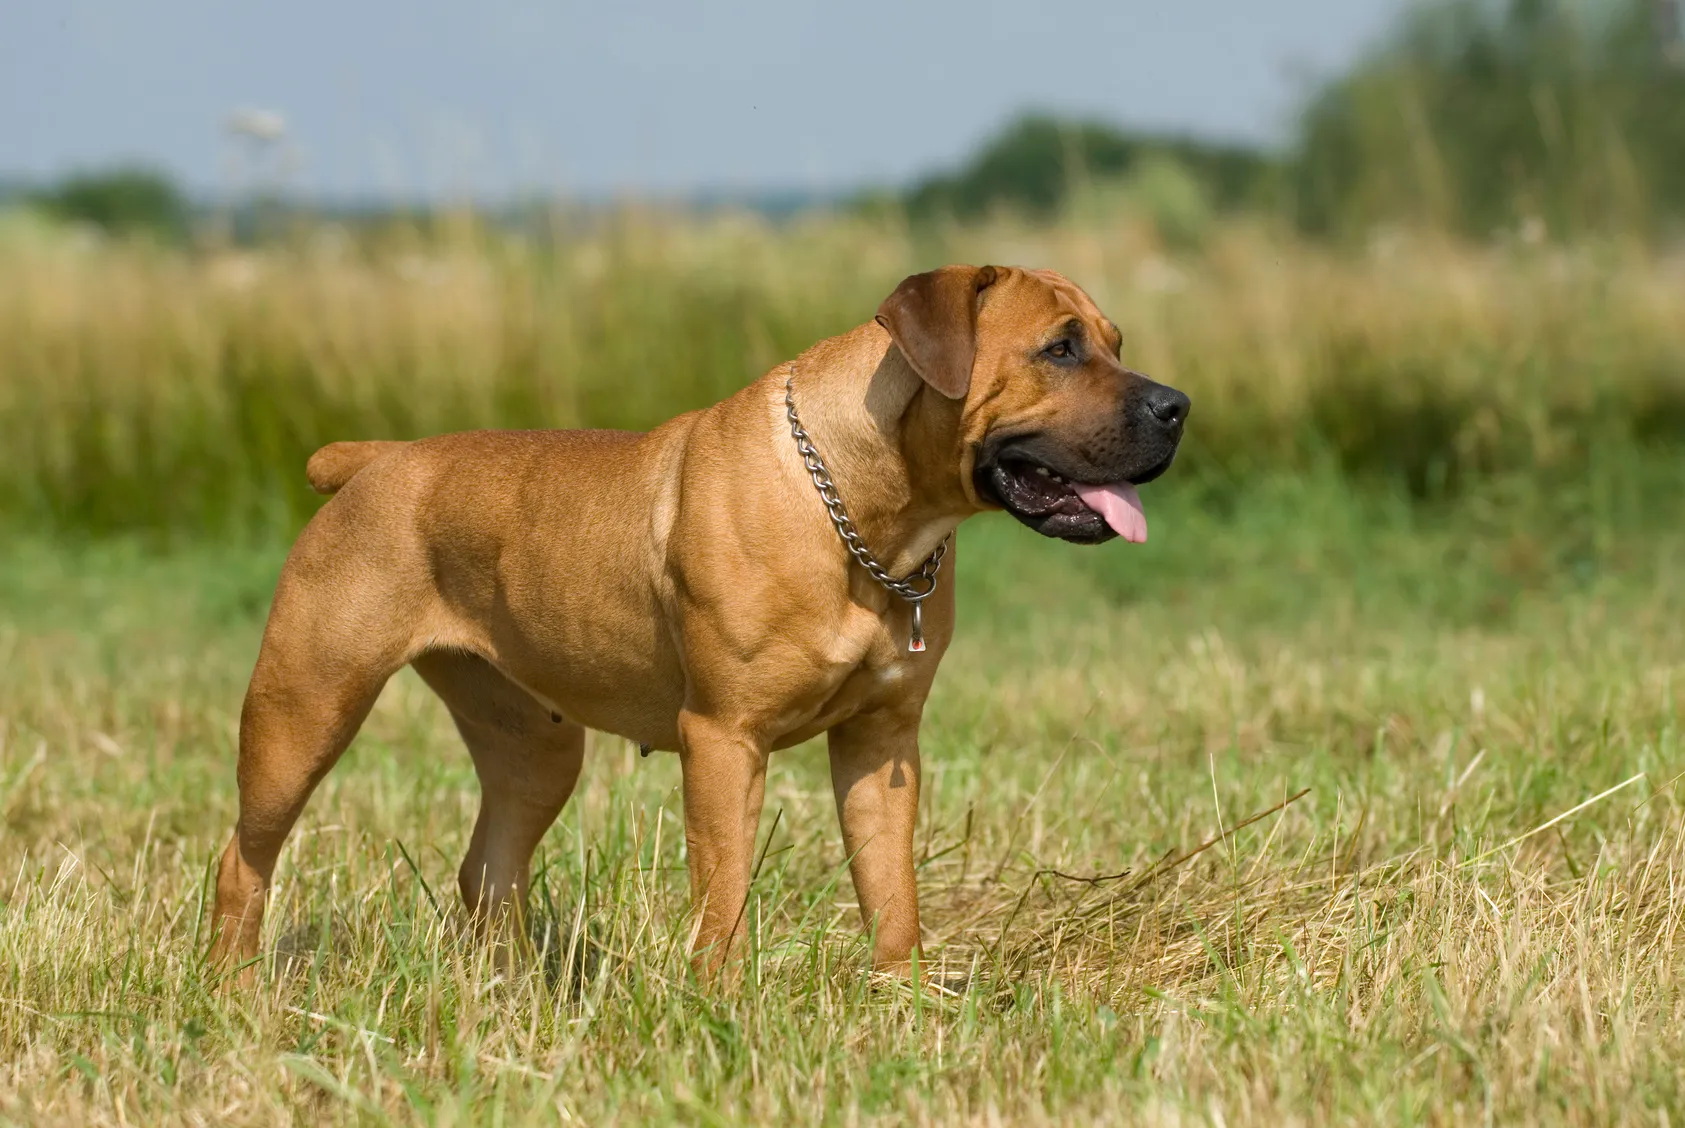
1293,0,1685,238
22,167,189,240
905,0,1685,241
902,116,1273,222
12,0,1683,246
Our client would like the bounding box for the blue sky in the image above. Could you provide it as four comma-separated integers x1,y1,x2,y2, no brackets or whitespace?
2,1,1413,199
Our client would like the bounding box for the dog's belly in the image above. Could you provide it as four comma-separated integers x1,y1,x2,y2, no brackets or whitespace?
492,635,904,753
456,606,908,755
545,679,686,750
471,627,688,750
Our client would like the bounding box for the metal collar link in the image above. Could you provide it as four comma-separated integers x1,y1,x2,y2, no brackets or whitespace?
785,371,948,653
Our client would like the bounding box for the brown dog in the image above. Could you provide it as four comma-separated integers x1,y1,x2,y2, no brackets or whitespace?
209,265,1188,978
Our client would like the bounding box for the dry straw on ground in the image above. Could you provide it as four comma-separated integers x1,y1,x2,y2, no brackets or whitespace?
1,518,1681,1123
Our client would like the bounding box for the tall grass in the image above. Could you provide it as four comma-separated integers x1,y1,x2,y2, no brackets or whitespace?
3,211,1683,536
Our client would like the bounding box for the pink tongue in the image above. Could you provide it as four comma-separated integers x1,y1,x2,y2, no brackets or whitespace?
1073,482,1147,543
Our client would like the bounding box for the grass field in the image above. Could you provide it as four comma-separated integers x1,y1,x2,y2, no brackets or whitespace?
4,448,1684,1124
2,210,1685,1123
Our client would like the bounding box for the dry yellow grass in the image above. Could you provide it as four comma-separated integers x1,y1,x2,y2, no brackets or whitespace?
1,494,1681,1123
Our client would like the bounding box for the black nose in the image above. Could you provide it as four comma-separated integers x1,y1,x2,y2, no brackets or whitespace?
1141,383,1190,429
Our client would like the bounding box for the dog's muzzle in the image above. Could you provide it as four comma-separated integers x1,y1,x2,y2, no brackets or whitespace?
975,378,1189,545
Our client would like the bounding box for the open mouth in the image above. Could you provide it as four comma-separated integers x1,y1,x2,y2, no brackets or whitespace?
978,454,1163,545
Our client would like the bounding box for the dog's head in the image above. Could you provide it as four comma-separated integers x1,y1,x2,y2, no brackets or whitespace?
876,265,1189,545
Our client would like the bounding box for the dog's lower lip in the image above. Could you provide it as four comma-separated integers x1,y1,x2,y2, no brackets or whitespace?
977,454,1154,544
1129,451,1177,486
983,458,1110,529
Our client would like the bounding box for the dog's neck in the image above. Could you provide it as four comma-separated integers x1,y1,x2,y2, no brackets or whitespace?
778,325,974,581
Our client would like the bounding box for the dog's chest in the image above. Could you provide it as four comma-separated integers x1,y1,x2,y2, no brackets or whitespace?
800,662,907,738
801,604,913,724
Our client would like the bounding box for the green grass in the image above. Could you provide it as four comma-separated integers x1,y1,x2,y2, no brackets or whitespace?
3,459,1683,1125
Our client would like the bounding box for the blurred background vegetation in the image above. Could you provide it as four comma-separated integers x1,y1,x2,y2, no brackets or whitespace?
14,0,1683,246
901,0,1685,240
1,0,1682,539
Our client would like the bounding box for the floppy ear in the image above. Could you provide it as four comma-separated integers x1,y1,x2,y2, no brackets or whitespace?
874,265,999,399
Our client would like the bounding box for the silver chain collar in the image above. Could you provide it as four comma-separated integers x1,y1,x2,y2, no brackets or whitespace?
784,370,948,653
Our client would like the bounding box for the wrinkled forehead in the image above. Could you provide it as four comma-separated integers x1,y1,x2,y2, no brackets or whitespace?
1005,268,1122,353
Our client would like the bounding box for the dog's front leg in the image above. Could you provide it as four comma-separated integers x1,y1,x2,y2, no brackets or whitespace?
677,710,769,979
827,705,923,973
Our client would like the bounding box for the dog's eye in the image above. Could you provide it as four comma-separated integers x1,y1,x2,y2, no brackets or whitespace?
1044,340,1074,360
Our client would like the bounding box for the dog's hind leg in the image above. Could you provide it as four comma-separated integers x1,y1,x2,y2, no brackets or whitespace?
410,651,585,942
208,564,413,977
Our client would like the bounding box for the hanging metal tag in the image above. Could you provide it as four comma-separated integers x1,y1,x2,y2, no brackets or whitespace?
908,601,927,653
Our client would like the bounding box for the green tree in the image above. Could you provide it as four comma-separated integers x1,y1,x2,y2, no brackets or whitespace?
903,114,1273,222
1292,0,1685,238
33,167,190,240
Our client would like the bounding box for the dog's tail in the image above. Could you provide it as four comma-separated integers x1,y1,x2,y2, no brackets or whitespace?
306,440,407,495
